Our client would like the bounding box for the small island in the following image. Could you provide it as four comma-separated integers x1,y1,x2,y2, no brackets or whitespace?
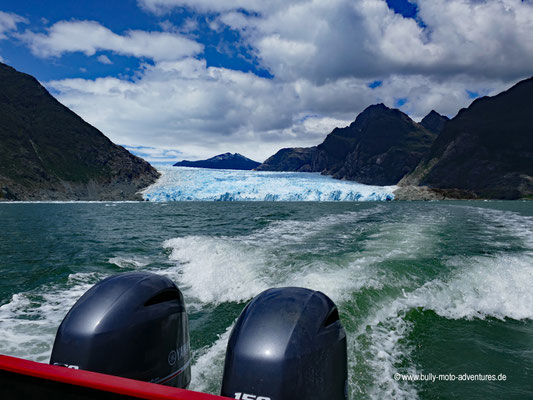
173,153,260,170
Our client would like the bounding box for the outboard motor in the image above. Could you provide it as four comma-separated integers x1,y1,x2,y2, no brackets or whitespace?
221,287,347,400
50,272,191,388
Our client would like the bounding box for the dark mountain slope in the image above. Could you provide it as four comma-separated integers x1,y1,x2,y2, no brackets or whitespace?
313,104,437,185
255,147,316,171
420,110,449,134
256,104,437,186
174,153,260,170
403,77,533,199
0,62,159,201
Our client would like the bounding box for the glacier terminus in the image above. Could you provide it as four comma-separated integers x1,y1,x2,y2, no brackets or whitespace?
141,166,396,202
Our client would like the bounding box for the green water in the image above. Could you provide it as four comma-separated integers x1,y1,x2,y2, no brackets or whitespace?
1,201,533,399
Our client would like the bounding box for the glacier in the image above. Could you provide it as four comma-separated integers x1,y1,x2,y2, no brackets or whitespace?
141,166,396,202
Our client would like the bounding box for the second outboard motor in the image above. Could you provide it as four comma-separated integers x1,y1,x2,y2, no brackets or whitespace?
50,272,191,388
221,287,347,400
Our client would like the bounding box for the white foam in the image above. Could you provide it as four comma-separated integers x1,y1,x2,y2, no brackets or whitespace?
163,236,271,304
420,254,533,320
242,207,378,245
475,207,533,250
3,203,532,399
357,251,533,399
363,209,448,259
189,326,234,394
362,311,417,400
350,206,533,399
161,207,455,398
162,208,390,305
108,256,150,269
142,166,396,202
160,206,449,308
173,208,453,398
0,272,103,362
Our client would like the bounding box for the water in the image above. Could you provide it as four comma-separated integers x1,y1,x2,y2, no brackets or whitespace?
141,166,396,201
1,201,533,399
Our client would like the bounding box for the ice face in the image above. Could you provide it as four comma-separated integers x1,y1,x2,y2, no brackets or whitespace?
141,166,396,202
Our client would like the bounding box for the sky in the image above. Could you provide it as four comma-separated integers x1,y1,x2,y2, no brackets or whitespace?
1,0,533,163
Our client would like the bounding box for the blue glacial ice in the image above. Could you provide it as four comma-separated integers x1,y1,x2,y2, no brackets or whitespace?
141,166,396,202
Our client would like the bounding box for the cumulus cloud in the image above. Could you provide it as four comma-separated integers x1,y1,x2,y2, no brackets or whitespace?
47,59,351,161
96,54,112,64
140,0,533,83
137,0,291,14
124,146,183,162
12,1,533,161
19,20,203,61
242,0,533,82
0,10,28,39
413,0,533,80
46,56,513,161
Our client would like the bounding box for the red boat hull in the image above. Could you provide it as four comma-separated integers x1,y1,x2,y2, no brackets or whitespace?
0,355,227,400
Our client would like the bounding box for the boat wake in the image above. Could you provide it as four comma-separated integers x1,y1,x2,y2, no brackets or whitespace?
1,204,533,399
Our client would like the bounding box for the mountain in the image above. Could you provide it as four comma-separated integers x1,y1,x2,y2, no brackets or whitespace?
312,104,437,185
401,77,533,199
256,104,437,186
0,62,159,201
173,153,260,170
420,110,449,134
255,147,316,171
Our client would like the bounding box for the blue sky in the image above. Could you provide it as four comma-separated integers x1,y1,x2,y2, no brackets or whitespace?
1,0,532,162
1,0,417,81
0,0,270,81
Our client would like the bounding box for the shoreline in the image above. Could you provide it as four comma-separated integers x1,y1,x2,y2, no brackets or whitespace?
392,186,478,201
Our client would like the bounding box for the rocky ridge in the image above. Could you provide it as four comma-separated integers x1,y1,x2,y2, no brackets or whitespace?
174,152,260,170
0,62,159,201
401,76,533,199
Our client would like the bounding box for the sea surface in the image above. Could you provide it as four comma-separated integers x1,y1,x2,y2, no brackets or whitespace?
1,201,533,399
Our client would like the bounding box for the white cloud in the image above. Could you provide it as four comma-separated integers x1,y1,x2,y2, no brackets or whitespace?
261,0,532,82
13,0,533,161
19,20,203,61
0,10,28,39
412,0,533,80
0,11,28,62
137,0,291,14
124,146,183,162
47,59,349,161
140,0,533,83
97,54,112,64
46,56,514,162
159,18,199,33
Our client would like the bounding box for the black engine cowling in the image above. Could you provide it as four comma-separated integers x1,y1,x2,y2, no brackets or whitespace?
50,272,191,388
221,287,348,400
